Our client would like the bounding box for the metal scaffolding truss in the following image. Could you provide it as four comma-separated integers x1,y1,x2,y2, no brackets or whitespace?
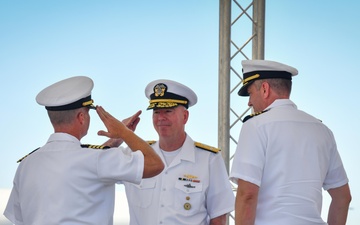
218,0,265,223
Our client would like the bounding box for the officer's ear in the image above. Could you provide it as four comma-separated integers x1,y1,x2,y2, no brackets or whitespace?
261,81,270,98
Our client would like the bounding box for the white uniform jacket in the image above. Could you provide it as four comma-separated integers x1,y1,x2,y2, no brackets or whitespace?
4,132,144,225
121,134,234,225
230,99,349,225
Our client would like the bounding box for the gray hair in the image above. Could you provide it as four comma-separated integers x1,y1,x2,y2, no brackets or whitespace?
254,78,292,96
47,108,85,125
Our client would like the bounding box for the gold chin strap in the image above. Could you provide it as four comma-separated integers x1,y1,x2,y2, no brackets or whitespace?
82,99,94,107
149,99,188,104
243,74,260,85
83,100,96,110
148,99,188,109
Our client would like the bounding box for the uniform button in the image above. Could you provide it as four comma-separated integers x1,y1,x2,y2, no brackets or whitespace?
184,202,192,210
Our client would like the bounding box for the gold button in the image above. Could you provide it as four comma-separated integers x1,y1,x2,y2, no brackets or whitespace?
184,202,191,210
186,196,190,200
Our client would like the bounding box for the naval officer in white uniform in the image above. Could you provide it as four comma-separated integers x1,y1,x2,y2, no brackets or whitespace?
4,76,164,225
120,79,234,225
230,60,351,225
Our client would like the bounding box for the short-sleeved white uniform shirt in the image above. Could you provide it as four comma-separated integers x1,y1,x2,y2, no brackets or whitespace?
230,99,348,225
121,135,235,225
4,133,144,225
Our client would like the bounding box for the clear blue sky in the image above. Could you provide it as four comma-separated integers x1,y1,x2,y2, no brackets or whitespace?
0,1,359,224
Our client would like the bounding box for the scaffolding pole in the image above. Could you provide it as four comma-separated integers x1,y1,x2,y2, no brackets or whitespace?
218,0,231,172
218,0,265,224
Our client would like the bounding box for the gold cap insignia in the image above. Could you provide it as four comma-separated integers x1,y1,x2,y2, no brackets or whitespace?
154,83,167,97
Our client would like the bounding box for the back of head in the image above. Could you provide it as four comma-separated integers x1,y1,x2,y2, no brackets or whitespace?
36,76,96,127
254,78,293,97
47,108,82,126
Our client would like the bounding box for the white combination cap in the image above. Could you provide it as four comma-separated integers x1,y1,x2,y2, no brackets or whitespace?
238,60,298,96
145,79,197,110
36,76,95,111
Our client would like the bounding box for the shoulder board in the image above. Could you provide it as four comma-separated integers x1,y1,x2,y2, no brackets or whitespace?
17,147,40,163
242,109,270,123
81,144,110,150
147,140,156,145
194,142,220,154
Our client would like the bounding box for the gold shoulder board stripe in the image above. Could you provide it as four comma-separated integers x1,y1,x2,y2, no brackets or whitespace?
147,140,156,145
81,144,110,149
194,142,220,154
17,147,40,163
242,109,270,123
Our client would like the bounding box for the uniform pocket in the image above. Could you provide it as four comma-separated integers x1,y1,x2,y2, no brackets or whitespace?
174,180,204,215
125,179,156,208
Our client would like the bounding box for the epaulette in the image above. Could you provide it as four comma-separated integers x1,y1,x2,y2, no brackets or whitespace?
147,140,156,145
194,142,220,154
81,144,111,149
242,109,270,123
17,147,40,163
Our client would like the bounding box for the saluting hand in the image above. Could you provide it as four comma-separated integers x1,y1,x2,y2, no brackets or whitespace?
101,110,142,147
96,105,128,139
122,110,141,132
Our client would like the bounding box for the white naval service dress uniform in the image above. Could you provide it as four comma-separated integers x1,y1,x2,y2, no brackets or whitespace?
4,133,144,225
121,134,235,225
230,99,349,225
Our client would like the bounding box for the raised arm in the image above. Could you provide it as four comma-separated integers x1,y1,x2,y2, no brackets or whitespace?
102,110,142,147
96,106,164,178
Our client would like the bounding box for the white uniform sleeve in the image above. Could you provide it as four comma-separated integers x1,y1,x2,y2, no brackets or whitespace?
230,122,265,186
4,177,24,225
207,153,235,219
323,139,349,190
97,147,144,185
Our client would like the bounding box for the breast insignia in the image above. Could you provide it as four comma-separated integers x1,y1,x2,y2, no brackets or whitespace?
147,140,156,145
17,148,40,163
194,142,220,154
81,144,110,149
